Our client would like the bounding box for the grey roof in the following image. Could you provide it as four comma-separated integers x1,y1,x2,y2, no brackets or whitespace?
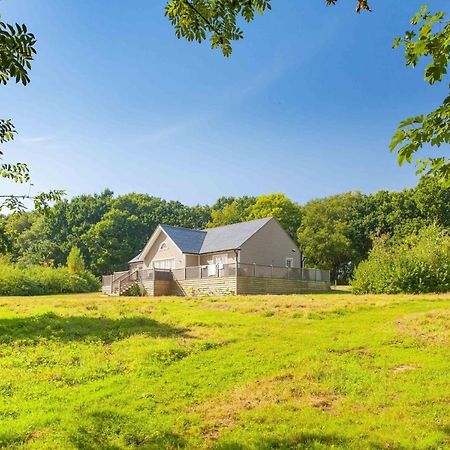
160,217,273,255
199,217,272,253
160,224,206,254
128,252,143,263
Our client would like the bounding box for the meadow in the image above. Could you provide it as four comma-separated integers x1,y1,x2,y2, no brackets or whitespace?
0,291,449,449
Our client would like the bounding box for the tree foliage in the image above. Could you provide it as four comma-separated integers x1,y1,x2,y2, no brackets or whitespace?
352,225,450,294
67,246,85,274
0,12,65,212
0,20,36,85
298,177,450,282
207,196,256,227
0,15,64,212
247,193,301,240
165,0,371,56
298,193,360,281
391,6,450,184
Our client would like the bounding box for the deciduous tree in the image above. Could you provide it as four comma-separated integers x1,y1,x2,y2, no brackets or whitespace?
247,193,301,240
391,7,450,184
0,16,63,211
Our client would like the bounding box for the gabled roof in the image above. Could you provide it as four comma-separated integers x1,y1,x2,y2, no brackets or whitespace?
160,224,206,254
162,217,272,254
199,217,272,254
128,253,143,263
132,217,274,262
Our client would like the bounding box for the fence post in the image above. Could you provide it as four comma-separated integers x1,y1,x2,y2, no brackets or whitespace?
271,265,273,278
184,267,187,280
253,263,256,277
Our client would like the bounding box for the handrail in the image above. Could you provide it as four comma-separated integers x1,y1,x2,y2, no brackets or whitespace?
103,263,330,292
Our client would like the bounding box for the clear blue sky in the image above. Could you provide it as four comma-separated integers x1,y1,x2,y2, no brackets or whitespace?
1,0,448,206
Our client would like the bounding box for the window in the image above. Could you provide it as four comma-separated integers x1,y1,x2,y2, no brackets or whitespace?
159,242,168,251
286,257,294,268
213,254,228,266
153,258,175,270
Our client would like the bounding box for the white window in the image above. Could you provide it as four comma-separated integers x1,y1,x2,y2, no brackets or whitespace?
159,242,168,251
286,257,294,268
153,258,175,270
213,254,228,269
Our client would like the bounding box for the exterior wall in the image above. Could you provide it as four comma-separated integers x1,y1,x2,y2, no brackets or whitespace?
140,279,172,296
199,251,237,266
185,254,200,267
129,262,144,271
240,219,301,268
171,277,237,296
143,231,185,269
236,277,329,295
139,276,328,296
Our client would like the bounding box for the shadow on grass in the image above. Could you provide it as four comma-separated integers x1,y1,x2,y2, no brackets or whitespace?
0,312,189,344
214,432,351,449
69,410,186,450
327,287,352,294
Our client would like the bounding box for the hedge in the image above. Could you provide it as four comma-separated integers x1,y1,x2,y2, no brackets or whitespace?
0,262,100,296
351,225,450,294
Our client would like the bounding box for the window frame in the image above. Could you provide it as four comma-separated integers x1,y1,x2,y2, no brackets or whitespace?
152,258,175,270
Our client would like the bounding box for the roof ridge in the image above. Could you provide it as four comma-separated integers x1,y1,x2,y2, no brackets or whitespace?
160,224,206,233
201,216,272,232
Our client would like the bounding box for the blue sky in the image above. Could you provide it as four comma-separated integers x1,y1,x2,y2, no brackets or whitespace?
1,0,448,206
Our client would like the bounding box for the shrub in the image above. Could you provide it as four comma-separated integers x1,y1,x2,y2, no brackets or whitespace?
0,262,100,296
122,283,145,296
67,246,85,274
351,225,450,294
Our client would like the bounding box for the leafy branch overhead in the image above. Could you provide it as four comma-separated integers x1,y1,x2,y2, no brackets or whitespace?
0,21,36,85
165,0,371,56
391,6,450,184
0,19,64,211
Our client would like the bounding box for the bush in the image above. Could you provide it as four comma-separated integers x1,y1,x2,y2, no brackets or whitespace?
0,262,101,296
67,246,85,274
122,282,145,296
351,225,450,294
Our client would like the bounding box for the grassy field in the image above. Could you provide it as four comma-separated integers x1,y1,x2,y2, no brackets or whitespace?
0,292,449,449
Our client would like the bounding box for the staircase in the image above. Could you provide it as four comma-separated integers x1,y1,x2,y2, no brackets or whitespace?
110,270,139,295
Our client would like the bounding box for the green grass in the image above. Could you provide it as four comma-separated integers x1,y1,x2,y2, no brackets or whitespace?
0,292,449,449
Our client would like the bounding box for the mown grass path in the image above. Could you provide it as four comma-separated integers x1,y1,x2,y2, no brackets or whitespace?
0,292,449,449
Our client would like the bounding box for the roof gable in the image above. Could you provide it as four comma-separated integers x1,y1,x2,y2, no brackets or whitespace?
160,225,206,254
135,217,275,262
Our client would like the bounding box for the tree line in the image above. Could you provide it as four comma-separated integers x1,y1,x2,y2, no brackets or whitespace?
0,177,448,281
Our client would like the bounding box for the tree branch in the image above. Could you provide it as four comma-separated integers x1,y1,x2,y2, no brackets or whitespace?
183,0,223,36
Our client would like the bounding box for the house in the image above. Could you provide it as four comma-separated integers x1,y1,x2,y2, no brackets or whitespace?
102,217,330,296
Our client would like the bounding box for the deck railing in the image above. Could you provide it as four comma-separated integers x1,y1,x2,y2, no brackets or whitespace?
170,263,329,282
103,263,330,293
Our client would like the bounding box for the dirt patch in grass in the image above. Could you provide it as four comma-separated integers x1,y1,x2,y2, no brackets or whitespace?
396,309,450,346
195,372,340,442
392,365,417,373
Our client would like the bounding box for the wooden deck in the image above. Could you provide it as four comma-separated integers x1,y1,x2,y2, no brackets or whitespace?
103,264,331,297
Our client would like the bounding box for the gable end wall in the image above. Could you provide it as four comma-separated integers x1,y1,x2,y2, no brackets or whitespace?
239,219,301,268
